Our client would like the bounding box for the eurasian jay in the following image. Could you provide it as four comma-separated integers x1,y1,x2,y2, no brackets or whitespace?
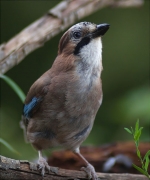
21,22,109,180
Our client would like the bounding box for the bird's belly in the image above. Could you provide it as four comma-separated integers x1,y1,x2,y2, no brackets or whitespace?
27,77,102,151
57,79,102,149
27,109,96,151
62,123,93,150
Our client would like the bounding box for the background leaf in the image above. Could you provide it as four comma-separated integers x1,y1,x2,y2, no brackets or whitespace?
145,156,150,171
0,138,20,155
143,150,150,161
0,75,25,103
133,164,148,177
124,128,132,134
135,120,139,133
137,149,141,159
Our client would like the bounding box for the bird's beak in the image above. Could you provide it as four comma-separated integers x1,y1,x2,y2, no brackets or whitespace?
92,23,110,38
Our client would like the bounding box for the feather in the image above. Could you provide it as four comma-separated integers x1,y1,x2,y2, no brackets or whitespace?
23,97,41,119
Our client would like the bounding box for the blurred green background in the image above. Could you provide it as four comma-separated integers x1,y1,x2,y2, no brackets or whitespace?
0,1,149,161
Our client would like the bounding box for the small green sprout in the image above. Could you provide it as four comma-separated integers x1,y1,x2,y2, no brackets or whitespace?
124,120,150,179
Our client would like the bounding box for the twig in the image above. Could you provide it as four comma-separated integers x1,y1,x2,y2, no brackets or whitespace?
0,155,148,180
0,0,143,74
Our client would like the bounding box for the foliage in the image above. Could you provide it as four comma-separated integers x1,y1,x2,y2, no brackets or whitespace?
0,138,20,155
0,75,25,155
124,120,150,179
0,75,25,103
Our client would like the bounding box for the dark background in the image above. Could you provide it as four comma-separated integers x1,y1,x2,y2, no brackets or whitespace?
1,1,149,161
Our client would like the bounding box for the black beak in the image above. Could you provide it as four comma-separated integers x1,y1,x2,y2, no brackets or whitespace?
92,23,110,38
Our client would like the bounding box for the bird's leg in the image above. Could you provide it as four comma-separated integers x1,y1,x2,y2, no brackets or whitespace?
73,148,98,180
38,150,50,176
38,151,58,176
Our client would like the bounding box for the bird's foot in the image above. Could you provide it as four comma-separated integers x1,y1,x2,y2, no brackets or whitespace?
38,156,51,176
38,156,58,176
81,163,99,180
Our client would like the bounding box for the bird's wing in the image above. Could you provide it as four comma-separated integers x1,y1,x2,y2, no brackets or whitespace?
21,71,51,128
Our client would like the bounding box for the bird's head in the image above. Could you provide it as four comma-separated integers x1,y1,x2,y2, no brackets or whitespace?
53,22,109,74
58,22,109,58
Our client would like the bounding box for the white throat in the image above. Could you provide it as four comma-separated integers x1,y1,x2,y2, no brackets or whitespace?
77,38,103,78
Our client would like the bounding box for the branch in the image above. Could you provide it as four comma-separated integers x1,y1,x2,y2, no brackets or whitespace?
0,0,143,74
0,155,148,180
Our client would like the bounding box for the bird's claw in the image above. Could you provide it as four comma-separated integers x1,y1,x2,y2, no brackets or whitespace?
81,164,99,180
38,156,50,176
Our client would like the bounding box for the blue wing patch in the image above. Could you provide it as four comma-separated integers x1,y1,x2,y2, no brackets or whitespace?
23,97,41,118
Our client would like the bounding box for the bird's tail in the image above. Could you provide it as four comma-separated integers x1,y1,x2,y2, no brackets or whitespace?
20,116,29,143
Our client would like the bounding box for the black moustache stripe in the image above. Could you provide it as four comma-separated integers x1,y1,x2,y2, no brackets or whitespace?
74,37,91,55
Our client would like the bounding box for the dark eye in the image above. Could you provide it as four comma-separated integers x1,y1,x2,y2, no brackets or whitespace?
73,31,81,39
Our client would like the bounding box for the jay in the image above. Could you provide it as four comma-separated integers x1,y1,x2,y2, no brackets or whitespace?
21,22,109,180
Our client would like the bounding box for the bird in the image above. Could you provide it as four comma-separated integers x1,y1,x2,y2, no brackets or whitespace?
21,21,109,180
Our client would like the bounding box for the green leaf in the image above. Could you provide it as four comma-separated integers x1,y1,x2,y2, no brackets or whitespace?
124,128,132,134
135,119,139,133
137,149,141,159
0,74,25,103
139,127,143,132
143,150,150,161
0,138,20,155
135,129,142,141
145,156,150,171
135,140,139,148
133,164,148,177
131,127,134,134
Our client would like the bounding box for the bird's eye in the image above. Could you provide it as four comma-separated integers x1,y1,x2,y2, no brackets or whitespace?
73,31,81,39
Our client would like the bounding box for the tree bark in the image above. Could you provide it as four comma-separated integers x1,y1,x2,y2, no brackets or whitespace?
0,0,143,74
0,155,148,180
